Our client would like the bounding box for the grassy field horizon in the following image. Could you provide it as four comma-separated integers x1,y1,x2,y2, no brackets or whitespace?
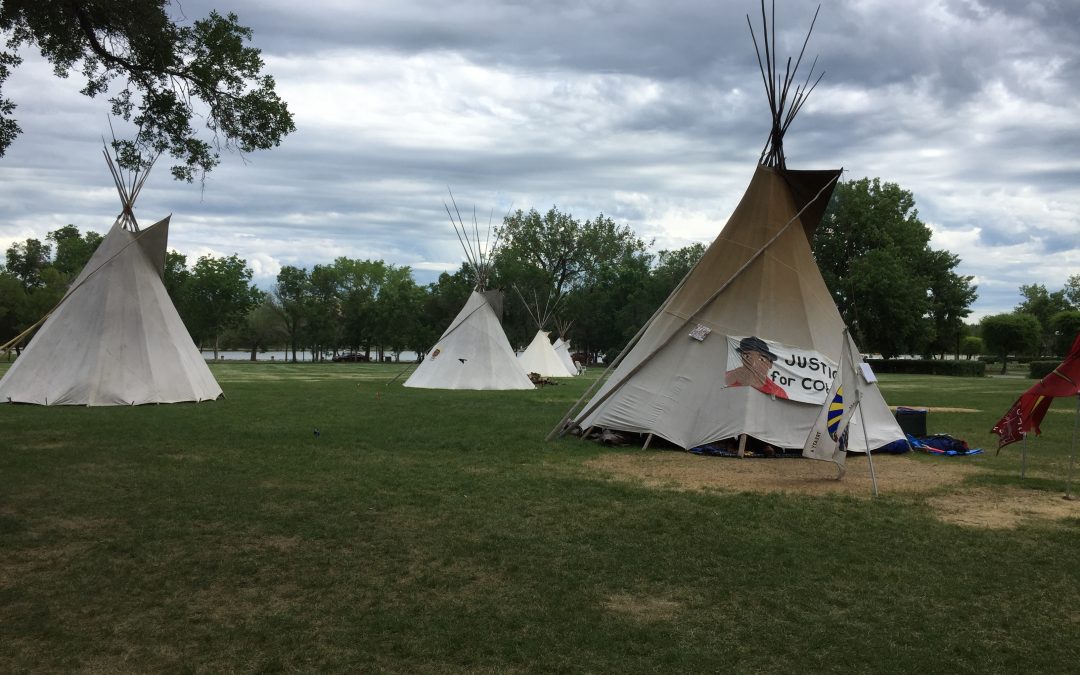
3,362,1079,672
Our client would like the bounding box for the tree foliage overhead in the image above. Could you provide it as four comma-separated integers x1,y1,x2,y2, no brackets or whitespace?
0,0,295,180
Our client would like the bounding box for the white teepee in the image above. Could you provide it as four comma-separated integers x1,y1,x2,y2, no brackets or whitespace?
550,5,903,453
0,152,223,405
553,337,579,375
514,289,576,378
518,330,575,378
404,194,533,390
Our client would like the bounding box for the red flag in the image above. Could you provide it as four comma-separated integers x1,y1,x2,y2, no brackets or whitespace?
992,333,1080,449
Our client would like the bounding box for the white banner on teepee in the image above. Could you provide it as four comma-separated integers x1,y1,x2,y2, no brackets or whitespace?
803,331,861,467
724,335,838,404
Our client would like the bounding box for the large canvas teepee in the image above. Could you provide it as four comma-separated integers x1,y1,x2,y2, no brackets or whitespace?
550,5,903,452
0,152,222,405
404,196,533,390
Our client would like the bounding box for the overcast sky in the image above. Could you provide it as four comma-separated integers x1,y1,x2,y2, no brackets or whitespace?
2,0,1078,320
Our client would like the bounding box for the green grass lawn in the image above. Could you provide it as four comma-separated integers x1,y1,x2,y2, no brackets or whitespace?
2,362,1079,673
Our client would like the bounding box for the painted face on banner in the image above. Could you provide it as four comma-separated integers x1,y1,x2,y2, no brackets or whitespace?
723,336,838,404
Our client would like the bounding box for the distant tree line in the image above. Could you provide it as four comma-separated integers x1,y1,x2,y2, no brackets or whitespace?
977,277,1080,373
3,176,1004,363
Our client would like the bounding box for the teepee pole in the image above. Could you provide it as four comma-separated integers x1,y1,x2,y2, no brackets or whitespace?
1065,395,1080,499
857,396,878,497
1021,433,1028,480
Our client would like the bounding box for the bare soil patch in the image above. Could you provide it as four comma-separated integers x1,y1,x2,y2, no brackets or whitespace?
586,451,977,497
927,486,1080,529
586,451,1080,529
603,593,680,622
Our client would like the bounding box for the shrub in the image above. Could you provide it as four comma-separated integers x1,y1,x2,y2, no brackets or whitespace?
1029,361,1062,379
866,359,986,377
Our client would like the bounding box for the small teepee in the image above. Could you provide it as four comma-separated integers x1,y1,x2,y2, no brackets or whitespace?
549,3,903,453
515,290,576,378
404,194,533,390
0,149,223,405
552,320,579,375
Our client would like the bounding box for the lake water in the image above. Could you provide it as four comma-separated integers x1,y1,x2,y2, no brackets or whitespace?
201,350,420,363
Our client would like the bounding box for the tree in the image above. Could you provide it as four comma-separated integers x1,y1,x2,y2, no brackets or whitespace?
1016,283,1072,356
222,296,287,361
1049,311,1080,356
1065,274,1080,309
184,254,260,357
846,249,930,359
335,257,386,356
925,249,977,358
497,208,646,295
981,313,1041,374
813,177,977,357
372,265,426,360
47,224,103,277
273,265,310,362
496,207,647,344
0,269,26,348
0,1,295,180
306,263,343,360
563,249,655,362
960,336,983,360
651,243,705,298
4,237,51,289
420,265,473,354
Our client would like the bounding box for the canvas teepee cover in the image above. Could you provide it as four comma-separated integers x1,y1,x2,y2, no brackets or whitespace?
404,289,533,390
404,192,533,391
519,330,575,378
558,166,902,450
0,216,223,405
552,4,903,451
553,337,579,375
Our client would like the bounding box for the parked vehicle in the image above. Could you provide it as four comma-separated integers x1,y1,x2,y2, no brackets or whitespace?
332,352,370,363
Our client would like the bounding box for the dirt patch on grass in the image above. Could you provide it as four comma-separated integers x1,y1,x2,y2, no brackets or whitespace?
586,451,978,497
586,450,1080,529
927,486,1080,529
603,593,680,622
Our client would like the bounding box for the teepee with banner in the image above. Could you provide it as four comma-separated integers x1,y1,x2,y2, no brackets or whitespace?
404,194,534,390
0,150,222,406
549,3,903,456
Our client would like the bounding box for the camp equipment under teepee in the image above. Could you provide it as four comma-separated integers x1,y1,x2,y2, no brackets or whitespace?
0,150,222,405
549,3,904,454
515,290,576,378
404,194,533,390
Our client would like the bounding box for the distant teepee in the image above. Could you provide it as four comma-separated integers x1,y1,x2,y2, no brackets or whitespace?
0,149,222,405
552,319,579,375
404,193,533,390
515,289,576,378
